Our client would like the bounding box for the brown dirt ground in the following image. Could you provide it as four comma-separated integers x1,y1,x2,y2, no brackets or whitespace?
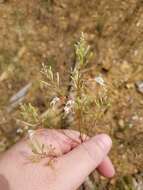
0,0,143,189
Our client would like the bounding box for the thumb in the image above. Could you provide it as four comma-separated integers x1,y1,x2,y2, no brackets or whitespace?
57,134,112,190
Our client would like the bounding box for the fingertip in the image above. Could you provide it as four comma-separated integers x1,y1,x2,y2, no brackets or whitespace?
98,157,115,178
57,134,113,190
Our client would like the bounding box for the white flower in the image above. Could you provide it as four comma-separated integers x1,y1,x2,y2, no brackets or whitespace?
16,128,23,134
28,130,35,140
95,76,105,86
64,106,71,114
64,99,75,115
50,96,60,106
66,100,75,106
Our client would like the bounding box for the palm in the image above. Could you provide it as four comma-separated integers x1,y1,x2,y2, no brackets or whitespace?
0,129,115,190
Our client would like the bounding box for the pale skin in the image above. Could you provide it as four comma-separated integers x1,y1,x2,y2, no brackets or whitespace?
0,129,115,190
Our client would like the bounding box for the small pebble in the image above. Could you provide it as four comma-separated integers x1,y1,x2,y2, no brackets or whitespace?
136,81,143,94
118,119,124,128
115,132,125,140
102,61,112,71
132,115,139,121
126,83,134,89
95,76,105,86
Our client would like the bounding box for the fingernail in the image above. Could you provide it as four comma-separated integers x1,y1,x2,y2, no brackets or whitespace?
95,134,112,152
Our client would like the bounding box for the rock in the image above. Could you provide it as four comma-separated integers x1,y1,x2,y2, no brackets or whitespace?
0,65,14,82
132,115,139,121
136,81,143,94
118,119,125,129
6,83,32,113
115,132,125,140
126,83,134,89
9,83,32,103
102,61,112,71
94,76,105,86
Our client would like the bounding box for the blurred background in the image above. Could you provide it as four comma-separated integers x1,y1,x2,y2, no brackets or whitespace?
0,0,143,189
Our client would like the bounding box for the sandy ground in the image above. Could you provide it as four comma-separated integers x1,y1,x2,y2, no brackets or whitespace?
0,0,143,189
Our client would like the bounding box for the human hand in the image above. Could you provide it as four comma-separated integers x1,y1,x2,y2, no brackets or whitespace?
0,129,115,190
